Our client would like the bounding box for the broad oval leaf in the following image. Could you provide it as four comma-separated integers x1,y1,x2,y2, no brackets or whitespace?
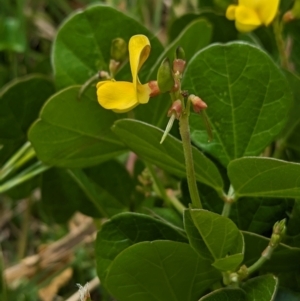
52,4,163,89
106,241,220,301
112,119,224,193
242,275,278,301
0,75,54,164
28,86,127,168
189,209,244,271
228,157,300,198
96,213,187,287
199,288,246,301
183,42,292,166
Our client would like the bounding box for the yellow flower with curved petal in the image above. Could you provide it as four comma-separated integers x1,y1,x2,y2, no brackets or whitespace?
226,0,280,32
97,35,152,113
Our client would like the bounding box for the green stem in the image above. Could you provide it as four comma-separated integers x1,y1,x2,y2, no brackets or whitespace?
0,141,34,181
221,202,232,217
179,108,202,209
273,15,289,69
222,185,235,217
247,255,268,275
146,162,186,214
0,161,49,193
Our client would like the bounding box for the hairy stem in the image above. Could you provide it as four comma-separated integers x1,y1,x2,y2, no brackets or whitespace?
179,108,202,209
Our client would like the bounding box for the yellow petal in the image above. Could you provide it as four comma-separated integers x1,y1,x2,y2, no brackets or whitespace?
128,35,151,93
97,80,139,112
257,0,279,25
226,5,237,20
235,5,262,32
239,0,260,10
137,83,152,104
239,0,279,25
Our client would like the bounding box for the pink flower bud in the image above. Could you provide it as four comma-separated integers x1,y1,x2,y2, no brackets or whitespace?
189,94,207,113
283,11,295,22
173,59,186,74
148,81,161,97
167,100,182,119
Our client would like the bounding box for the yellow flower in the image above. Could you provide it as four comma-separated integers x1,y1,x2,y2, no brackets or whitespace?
97,35,152,113
226,0,280,32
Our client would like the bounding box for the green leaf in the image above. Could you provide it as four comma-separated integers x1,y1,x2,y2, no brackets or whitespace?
84,160,135,208
95,212,187,286
233,197,293,235
184,42,292,166
199,288,246,301
189,209,244,271
52,4,163,89
168,13,236,43
183,209,213,261
112,119,224,193
0,75,54,165
242,275,278,301
105,241,220,301
280,72,300,141
284,199,300,247
150,19,212,77
243,231,300,273
228,157,300,198
28,86,127,168
136,19,212,128
42,161,131,223
243,232,300,292
41,168,94,223
68,168,127,217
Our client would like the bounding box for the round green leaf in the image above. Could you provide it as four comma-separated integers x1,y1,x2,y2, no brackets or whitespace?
28,86,127,168
106,241,220,301
183,42,292,166
96,212,187,287
52,4,163,89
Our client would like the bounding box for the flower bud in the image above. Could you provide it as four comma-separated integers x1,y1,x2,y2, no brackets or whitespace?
283,11,295,22
270,219,286,248
173,59,186,75
283,0,300,22
188,94,208,113
148,80,160,97
110,38,127,62
109,59,121,76
167,100,182,119
157,58,174,93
